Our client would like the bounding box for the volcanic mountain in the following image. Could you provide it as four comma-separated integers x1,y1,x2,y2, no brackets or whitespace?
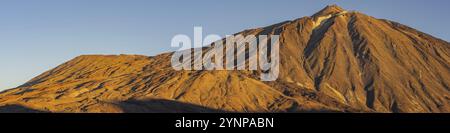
0,5,449,113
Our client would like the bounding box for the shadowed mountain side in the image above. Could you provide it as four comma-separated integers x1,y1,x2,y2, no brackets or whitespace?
116,99,231,113
115,99,344,113
0,104,48,113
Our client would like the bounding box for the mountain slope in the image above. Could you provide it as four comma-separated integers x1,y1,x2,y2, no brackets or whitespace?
1,5,449,113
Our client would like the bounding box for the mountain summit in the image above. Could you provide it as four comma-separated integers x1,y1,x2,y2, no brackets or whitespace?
0,5,449,113
312,4,346,17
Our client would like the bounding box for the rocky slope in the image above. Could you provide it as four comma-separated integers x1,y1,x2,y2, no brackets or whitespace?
0,5,449,113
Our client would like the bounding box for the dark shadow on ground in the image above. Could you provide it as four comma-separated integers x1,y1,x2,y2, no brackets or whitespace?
116,99,233,113
0,104,48,113
0,100,350,113
115,99,347,113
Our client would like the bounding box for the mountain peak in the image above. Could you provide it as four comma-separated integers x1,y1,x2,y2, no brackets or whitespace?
312,4,346,17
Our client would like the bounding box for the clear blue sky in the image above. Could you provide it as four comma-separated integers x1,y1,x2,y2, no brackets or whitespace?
0,0,449,90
